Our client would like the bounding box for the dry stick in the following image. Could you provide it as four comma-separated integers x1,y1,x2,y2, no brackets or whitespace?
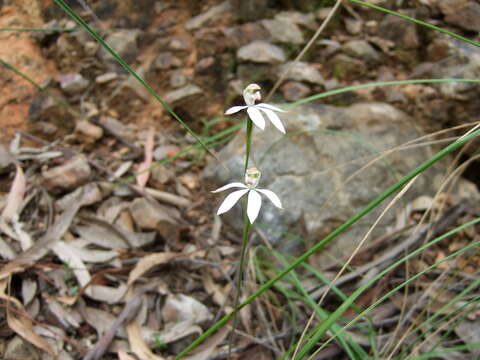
83,295,143,360
292,175,419,359
382,154,480,359
265,0,344,101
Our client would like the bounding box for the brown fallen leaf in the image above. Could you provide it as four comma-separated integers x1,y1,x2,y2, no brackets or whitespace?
127,252,179,286
136,127,155,188
0,278,55,356
2,164,26,221
126,320,165,360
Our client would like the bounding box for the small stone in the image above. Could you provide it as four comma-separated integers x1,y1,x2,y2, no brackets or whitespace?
281,81,311,101
261,18,304,44
438,0,468,16
343,40,380,63
168,37,194,52
345,18,363,35
95,72,118,84
42,155,92,191
379,14,419,49
195,57,215,73
275,11,316,30
164,84,203,104
185,0,231,31
444,2,480,32
58,73,90,94
237,40,286,64
75,120,104,140
333,54,367,80
98,30,139,64
154,52,182,70
278,61,324,85
316,7,333,20
5,336,40,360
169,71,188,88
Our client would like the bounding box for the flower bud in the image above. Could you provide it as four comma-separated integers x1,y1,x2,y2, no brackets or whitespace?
245,167,261,188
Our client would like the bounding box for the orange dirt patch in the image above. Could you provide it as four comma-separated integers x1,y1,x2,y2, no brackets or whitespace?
0,5,57,143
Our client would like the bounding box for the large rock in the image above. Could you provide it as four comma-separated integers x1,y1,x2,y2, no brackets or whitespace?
237,41,286,64
204,103,447,266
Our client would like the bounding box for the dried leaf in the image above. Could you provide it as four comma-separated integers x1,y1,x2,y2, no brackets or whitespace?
136,127,155,188
118,350,137,360
127,252,179,286
0,191,84,280
2,164,26,221
0,279,55,356
162,293,212,324
126,320,165,360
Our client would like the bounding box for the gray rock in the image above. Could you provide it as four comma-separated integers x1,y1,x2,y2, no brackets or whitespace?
185,0,231,31
278,61,324,85
95,72,118,84
281,81,311,101
154,52,182,70
204,103,445,266
164,84,203,104
444,1,480,32
170,71,189,88
379,14,419,49
275,11,317,31
343,40,380,63
237,41,286,64
58,73,90,94
98,30,139,63
345,18,363,35
261,18,304,45
332,54,367,80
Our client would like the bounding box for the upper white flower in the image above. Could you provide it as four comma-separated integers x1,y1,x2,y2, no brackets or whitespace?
212,168,283,224
225,84,286,134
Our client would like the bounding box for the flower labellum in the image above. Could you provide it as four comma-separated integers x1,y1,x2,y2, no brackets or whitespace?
212,167,282,224
225,84,287,134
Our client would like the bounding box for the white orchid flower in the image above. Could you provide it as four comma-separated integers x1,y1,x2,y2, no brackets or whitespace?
225,84,286,134
212,168,282,224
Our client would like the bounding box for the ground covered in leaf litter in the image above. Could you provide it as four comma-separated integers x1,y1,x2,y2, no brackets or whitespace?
1,0,480,359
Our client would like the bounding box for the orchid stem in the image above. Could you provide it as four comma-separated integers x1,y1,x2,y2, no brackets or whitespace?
228,118,254,358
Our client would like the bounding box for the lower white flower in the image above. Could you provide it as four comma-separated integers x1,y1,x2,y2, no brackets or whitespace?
212,168,283,224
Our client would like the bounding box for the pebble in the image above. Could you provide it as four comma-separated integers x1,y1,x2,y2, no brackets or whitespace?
75,120,104,140
58,73,90,94
154,52,182,70
42,154,92,191
164,84,203,104
95,72,118,84
237,40,286,64
278,61,324,85
281,81,311,101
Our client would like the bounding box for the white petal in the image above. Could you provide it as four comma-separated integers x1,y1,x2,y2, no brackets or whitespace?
211,182,248,193
225,106,248,115
247,106,266,130
247,190,262,224
257,189,283,209
257,103,285,112
217,189,249,215
260,108,286,134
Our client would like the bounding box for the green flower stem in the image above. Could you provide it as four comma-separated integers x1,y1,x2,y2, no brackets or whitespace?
244,119,253,172
348,0,480,48
176,126,480,359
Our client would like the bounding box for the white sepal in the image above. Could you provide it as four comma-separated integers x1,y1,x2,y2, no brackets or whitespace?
225,105,248,115
217,189,249,215
247,190,262,224
257,103,285,112
211,182,248,193
259,108,286,134
257,189,283,209
247,107,266,130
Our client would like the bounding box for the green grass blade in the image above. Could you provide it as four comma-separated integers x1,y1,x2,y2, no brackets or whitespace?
287,79,480,108
348,0,480,48
53,0,223,166
176,125,480,358
294,219,480,359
